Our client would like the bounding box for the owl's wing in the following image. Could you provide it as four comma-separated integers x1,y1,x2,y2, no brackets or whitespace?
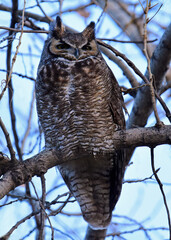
108,68,125,129
107,67,126,212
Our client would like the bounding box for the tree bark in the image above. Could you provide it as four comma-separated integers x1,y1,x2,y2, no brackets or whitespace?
0,125,170,200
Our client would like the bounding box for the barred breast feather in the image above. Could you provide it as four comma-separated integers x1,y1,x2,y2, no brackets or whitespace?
36,16,126,235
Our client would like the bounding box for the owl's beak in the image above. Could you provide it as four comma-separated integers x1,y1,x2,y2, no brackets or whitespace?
74,48,80,59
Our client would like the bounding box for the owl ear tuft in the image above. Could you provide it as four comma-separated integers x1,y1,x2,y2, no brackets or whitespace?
55,16,65,36
50,16,65,39
56,16,63,30
82,22,95,40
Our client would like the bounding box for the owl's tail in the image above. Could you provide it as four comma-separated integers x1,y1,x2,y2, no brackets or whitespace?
84,225,107,240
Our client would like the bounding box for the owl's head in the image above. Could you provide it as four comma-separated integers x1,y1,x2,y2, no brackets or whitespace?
47,16,98,61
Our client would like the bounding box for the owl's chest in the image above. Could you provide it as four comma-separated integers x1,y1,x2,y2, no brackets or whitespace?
37,58,116,157
39,58,110,112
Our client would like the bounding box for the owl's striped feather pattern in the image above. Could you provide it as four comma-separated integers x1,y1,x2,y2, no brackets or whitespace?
36,16,125,237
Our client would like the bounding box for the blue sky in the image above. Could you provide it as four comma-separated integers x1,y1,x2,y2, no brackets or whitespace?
0,1,171,239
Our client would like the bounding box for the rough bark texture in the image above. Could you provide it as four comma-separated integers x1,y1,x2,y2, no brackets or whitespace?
0,149,60,199
0,125,170,200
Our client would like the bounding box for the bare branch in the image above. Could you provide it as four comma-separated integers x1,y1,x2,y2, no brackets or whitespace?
2,0,24,162
95,0,154,55
98,38,157,43
58,1,94,14
0,1,26,99
97,39,171,123
99,45,139,89
21,90,35,154
0,3,51,23
0,125,170,200
150,148,171,239
0,117,16,161
0,26,49,33
143,1,161,125
0,149,60,200
113,125,171,149
0,69,36,81
1,210,40,239
107,226,169,238
35,0,53,22
127,22,171,128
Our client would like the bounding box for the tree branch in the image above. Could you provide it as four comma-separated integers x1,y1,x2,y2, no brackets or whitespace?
95,0,154,55
0,3,51,23
127,23,171,129
97,39,171,123
0,149,60,200
151,148,171,238
99,45,139,89
0,125,170,200
113,125,171,149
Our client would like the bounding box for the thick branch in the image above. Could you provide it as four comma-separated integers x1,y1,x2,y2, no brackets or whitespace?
0,149,60,200
0,125,170,200
113,125,171,149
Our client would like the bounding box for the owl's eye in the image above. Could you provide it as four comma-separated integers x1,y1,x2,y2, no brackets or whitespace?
56,43,70,49
82,44,92,51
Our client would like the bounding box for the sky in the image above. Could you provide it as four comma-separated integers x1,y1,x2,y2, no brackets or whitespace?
0,0,171,239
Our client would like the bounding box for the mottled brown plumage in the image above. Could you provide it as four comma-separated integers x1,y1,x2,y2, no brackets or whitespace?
36,16,126,237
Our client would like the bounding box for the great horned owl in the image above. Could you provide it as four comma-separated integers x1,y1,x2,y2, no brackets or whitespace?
36,16,126,238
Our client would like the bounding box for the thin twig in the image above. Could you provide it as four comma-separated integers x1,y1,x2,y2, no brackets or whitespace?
31,181,54,239
121,84,148,95
143,0,161,125
44,225,75,240
160,81,171,95
1,210,40,239
107,226,169,237
98,38,157,43
0,117,16,161
99,44,139,89
59,0,64,17
97,39,171,123
0,2,26,100
48,191,70,206
57,1,94,14
0,198,20,207
60,211,81,217
0,3,51,23
22,227,37,240
124,171,159,184
49,193,72,216
38,175,46,240
96,0,108,24
113,214,152,240
138,0,145,12
21,90,35,153
5,1,25,162
0,69,36,81
147,3,163,23
35,0,53,22
150,148,171,239
0,26,49,33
